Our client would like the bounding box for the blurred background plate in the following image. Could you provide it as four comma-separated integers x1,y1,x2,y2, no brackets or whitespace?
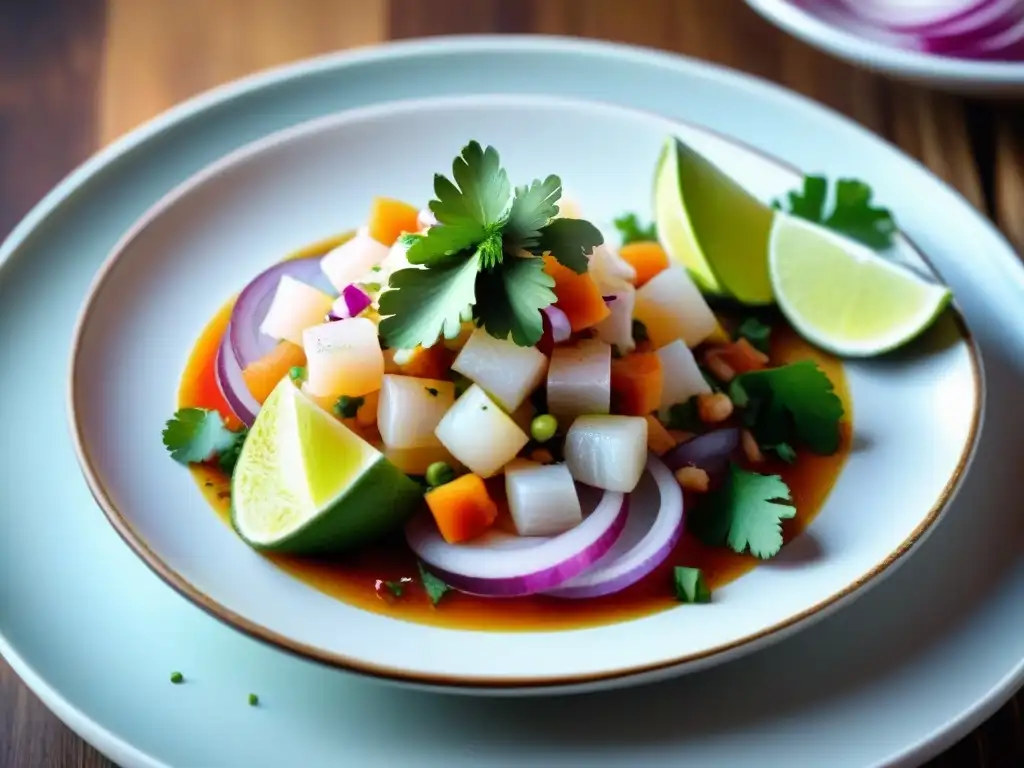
747,0,1024,95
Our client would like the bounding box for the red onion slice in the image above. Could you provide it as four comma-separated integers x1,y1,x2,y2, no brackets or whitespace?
228,256,334,369
328,285,373,321
406,484,627,597
662,428,741,475
542,455,683,599
542,305,572,344
839,0,1003,31
215,331,259,426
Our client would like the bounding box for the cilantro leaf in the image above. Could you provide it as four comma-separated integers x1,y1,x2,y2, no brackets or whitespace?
773,175,897,250
418,562,451,606
766,442,797,464
614,212,658,245
404,225,482,266
475,256,557,346
735,316,771,354
673,566,711,603
378,254,481,349
688,463,796,559
730,361,844,455
430,140,511,229
504,175,562,250
162,408,241,465
533,217,604,274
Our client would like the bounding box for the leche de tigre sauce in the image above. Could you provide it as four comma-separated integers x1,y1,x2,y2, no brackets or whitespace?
178,237,851,632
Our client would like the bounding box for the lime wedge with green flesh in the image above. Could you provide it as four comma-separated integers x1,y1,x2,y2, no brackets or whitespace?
232,378,423,555
653,137,775,305
769,214,952,357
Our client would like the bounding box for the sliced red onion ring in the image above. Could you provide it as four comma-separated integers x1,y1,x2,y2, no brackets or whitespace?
228,256,334,369
542,305,572,344
543,455,683,599
215,332,260,426
406,485,627,597
840,0,1006,32
662,427,740,475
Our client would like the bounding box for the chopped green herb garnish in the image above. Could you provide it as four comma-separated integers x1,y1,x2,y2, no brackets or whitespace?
425,387,439,397
289,365,306,382
613,212,658,245
425,461,455,488
530,413,558,443
730,361,844,455
772,175,897,250
170,671,184,684
217,426,248,476
162,408,246,467
735,317,771,354
664,397,701,432
364,282,382,293
371,265,382,272
384,580,405,598
248,693,259,706
632,319,649,343
333,395,365,419
481,405,488,411
767,442,798,464
673,567,711,603
418,562,451,606
377,141,603,349
688,463,796,559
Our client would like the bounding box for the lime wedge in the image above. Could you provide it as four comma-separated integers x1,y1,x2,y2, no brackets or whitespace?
232,378,423,554
653,136,775,304
769,214,952,357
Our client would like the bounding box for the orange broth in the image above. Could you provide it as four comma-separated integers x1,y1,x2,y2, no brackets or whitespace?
179,240,851,632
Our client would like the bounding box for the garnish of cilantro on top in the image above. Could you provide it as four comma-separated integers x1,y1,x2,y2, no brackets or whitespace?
377,141,604,350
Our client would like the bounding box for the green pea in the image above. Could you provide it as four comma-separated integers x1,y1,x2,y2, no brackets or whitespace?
530,414,558,443
425,461,455,488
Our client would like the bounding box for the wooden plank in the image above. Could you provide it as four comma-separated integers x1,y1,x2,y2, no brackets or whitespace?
99,0,386,144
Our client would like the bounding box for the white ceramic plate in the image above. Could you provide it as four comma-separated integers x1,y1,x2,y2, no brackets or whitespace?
747,0,1024,95
69,93,980,692
2,36,1022,767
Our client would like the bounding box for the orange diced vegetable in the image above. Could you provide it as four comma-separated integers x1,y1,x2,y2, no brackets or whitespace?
706,338,769,375
367,197,421,247
242,341,307,405
425,473,499,544
619,241,670,287
543,256,611,332
644,415,677,456
383,344,455,380
611,352,663,416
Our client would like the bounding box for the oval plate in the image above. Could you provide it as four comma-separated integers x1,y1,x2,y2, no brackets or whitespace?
69,94,982,691
746,0,1024,96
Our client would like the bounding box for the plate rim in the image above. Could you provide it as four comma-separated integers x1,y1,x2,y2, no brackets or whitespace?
65,90,985,690
745,0,1024,86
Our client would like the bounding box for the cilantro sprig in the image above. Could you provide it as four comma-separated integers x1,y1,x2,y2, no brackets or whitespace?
613,212,658,245
688,463,796,559
378,141,604,349
730,361,844,456
162,407,247,474
772,175,897,250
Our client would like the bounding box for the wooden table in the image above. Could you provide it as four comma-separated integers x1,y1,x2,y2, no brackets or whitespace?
1,1,1022,765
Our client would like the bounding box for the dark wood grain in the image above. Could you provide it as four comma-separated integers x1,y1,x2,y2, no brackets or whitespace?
0,0,1021,766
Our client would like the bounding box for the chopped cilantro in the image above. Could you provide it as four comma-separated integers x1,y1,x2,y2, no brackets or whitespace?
674,567,711,603
664,397,701,432
767,442,797,464
418,562,451,606
333,395,365,419
377,141,603,349
363,282,382,293
735,317,771,354
217,426,248,476
371,265,382,273
632,319,649,343
613,212,658,245
170,671,184,684
425,387,439,397
772,175,897,250
383,580,405,598
248,693,259,706
288,366,306,382
688,463,796,559
730,361,844,455
162,408,244,466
